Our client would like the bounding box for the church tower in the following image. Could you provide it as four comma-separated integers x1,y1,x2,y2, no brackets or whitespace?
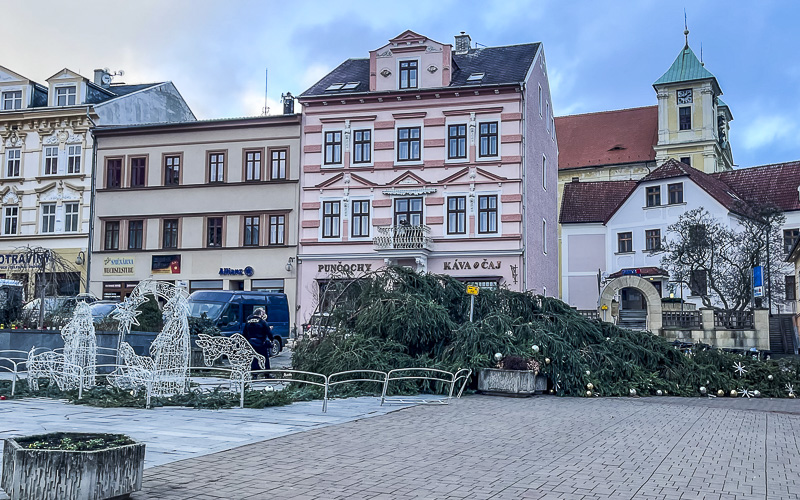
653,30,734,172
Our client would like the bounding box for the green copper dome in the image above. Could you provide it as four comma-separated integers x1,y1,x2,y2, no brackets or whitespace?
654,45,720,92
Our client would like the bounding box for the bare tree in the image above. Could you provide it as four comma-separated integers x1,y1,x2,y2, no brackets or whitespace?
13,246,84,329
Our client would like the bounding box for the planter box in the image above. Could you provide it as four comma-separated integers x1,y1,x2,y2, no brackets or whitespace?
2,434,145,500
478,368,548,397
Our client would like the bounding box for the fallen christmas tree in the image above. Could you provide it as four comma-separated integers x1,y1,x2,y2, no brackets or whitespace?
293,266,800,398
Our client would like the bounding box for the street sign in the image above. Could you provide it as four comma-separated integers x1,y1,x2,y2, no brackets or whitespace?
466,285,479,296
753,266,764,298
622,269,641,276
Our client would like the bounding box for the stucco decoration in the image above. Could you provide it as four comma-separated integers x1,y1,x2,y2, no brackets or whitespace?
598,276,663,332
380,69,392,78
41,131,61,146
2,190,19,204
427,65,438,73
377,50,392,58
61,302,97,389
4,135,23,148
109,280,191,396
66,133,83,144
195,333,266,391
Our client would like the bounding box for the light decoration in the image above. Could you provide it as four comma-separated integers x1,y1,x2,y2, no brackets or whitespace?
195,333,266,391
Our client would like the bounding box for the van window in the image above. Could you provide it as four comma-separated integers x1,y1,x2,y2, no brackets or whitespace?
218,304,241,327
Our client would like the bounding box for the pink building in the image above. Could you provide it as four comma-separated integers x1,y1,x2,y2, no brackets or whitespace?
296,31,558,325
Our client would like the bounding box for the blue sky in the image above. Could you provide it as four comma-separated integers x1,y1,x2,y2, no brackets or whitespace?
5,1,799,168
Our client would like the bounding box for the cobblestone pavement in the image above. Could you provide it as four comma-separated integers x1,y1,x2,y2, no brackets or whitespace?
134,396,800,500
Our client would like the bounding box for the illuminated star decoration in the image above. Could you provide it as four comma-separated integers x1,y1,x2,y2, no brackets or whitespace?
738,387,753,399
787,383,796,397
111,294,147,335
733,362,748,377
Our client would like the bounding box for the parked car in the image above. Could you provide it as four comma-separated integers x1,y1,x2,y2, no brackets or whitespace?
186,291,290,354
89,300,120,324
23,294,99,315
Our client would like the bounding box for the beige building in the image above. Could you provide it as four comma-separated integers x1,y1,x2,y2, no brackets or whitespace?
89,114,301,316
789,239,800,335
0,65,194,298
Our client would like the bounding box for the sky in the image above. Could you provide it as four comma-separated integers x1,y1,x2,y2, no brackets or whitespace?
3,0,799,169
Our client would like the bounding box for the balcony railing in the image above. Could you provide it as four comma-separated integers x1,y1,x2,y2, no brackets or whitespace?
662,311,702,329
373,225,433,251
714,310,754,330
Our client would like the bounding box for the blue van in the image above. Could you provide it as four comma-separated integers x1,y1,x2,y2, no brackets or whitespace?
186,291,290,354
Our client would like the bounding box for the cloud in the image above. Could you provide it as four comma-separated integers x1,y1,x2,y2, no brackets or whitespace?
740,115,797,151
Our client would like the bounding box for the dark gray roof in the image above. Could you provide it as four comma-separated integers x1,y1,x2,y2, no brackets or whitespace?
108,83,164,96
300,43,540,97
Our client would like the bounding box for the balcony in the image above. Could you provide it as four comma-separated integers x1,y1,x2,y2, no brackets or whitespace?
373,225,433,251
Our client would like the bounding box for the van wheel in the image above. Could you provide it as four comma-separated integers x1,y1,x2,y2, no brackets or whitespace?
271,338,281,356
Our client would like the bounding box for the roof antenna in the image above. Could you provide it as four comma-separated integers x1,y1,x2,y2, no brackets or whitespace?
684,9,689,48
262,68,270,116
700,42,704,66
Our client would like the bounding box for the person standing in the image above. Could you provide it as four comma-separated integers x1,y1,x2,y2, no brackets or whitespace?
243,307,273,378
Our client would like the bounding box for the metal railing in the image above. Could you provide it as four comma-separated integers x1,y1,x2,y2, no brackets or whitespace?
662,311,702,329
575,310,600,321
373,225,433,250
714,310,754,330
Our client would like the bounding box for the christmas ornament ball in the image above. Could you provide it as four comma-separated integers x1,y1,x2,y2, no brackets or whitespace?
548,389,554,394
586,390,593,397
544,357,551,364
753,390,761,398
0,395,6,401
586,370,591,376
699,386,707,395
586,383,594,390
656,390,663,396
790,393,797,399
531,345,540,353
717,389,725,397
730,390,737,397
768,374,774,381
494,352,503,362
629,388,637,396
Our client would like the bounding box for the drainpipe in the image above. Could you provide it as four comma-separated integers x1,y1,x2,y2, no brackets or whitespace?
86,109,98,295
520,83,528,292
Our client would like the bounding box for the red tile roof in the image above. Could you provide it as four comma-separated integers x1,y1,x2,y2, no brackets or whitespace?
712,160,800,213
559,180,637,224
555,106,658,170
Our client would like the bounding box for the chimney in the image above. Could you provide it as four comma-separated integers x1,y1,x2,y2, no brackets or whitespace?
454,32,471,54
282,92,295,115
93,69,106,86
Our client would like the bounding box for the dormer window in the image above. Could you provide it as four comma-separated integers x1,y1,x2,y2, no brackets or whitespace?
2,91,22,110
325,83,344,92
466,73,485,83
56,86,77,106
341,82,359,91
399,60,418,89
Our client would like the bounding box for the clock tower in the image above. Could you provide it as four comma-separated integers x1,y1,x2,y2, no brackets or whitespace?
652,30,733,173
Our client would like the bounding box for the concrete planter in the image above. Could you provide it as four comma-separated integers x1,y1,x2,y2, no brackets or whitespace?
478,368,548,397
2,433,145,500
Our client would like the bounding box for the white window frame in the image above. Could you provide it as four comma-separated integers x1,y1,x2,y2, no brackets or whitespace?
546,102,551,133
320,198,343,241
64,202,80,233
542,154,547,190
2,206,19,235
476,119,501,162
475,191,502,238
443,192,470,238
349,196,373,240
2,90,22,110
444,120,469,164
350,127,374,167
538,85,543,117
40,202,56,233
67,145,81,174
55,85,77,106
542,219,547,254
394,122,424,166
322,128,343,167
5,148,21,178
43,146,59,175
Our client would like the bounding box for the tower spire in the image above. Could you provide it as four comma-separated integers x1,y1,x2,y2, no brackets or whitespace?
684,9,689,48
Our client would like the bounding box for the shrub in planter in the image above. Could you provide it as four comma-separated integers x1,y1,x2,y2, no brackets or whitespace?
2,432,145,500
478,355,547,397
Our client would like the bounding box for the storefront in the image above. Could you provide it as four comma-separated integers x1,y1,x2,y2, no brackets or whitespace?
0,249,86,301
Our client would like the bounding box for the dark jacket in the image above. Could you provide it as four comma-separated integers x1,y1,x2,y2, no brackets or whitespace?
243,315,273,348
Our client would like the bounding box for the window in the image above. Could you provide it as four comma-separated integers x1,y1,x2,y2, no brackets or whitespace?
269,215,285,245
542,155,547,190
128,220,143,249
2,206,18,235
399,60,418,89
466,73,485,82
478,195,498,234
106,159,122,189
66,145,81,174
786,275,797,301
680,156,691,166
645,229,661,251
207,217,223,247
244,150,262,181
394,197,423,226
397,127,421,162
208,152,225,182
243,216,260,247
56,86,77,106
104,221,120,250
542,219,547,254
447,196,467,235
2,90,22,110
40,203,56,233
679,106,691,130
164,155,180,185
784,229,800,254
617,232,633,253
324,131,342,165
646,186,661,207
270,149,287,179
64,202,79,232
538,85,543,116
479,122,498,157
322,201,341,238
352,130,371,164
546,102,551,132
668,183,684,204
44,146,58,175
130,157,146,187
5,148,20,177
351,200,370,238
689,269,708,296
448,124,467,159
162,219,179,249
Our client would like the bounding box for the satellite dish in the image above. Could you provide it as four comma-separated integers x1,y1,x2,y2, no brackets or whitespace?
101,74,113,85
118,70,124,77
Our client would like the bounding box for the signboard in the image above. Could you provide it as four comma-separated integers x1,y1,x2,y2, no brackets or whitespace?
621,269,641,276
466,285,479,296
219,266,254,277
0,252,46,271
103,256,135,276
152,255,181,274
753,266,764,298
